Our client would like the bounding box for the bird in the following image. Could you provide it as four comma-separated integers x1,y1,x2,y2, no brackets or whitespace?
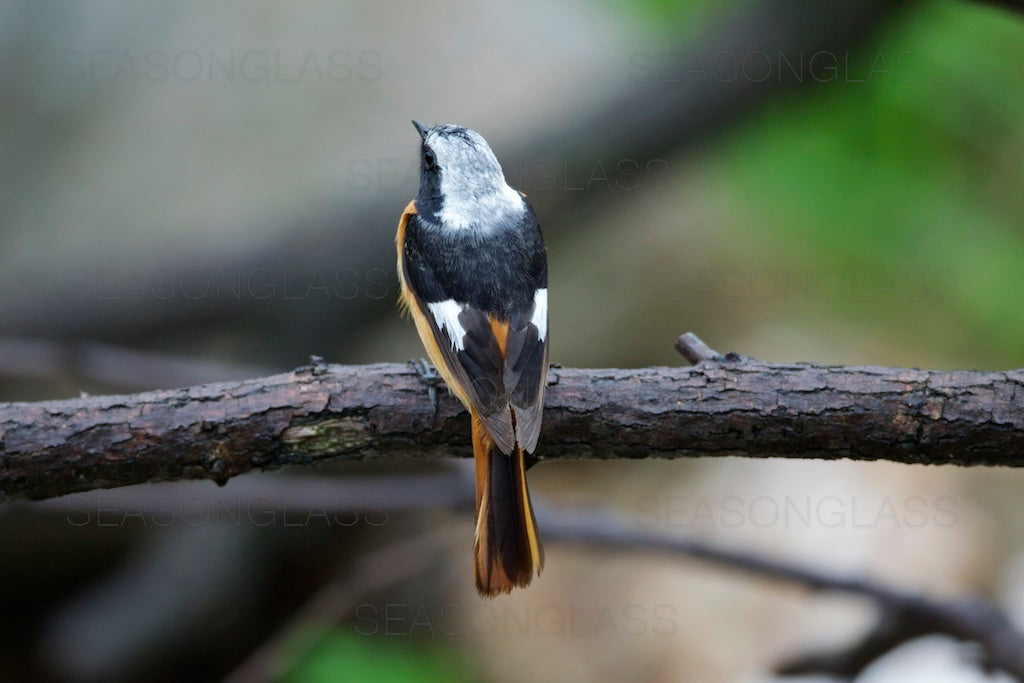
396,120,548,596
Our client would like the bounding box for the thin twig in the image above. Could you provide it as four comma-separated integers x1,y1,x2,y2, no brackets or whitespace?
674,332,722,364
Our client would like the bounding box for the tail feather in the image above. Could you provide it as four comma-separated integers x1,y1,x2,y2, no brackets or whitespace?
472,412,543,597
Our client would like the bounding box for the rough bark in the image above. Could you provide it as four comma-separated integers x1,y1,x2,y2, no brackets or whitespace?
2,351,1024,501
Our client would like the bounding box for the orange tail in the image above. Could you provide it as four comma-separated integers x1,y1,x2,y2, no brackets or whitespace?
472,411,544,597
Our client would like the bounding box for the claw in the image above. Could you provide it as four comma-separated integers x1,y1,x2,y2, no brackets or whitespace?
409,358,443,419
298,355,328,376
308,355,328,376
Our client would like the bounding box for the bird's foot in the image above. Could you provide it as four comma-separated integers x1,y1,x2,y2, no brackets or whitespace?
409,358,444,418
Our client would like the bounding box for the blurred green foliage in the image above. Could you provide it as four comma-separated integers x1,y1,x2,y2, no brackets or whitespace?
711,1,1024,367
282,628,473,683
625,0,745,38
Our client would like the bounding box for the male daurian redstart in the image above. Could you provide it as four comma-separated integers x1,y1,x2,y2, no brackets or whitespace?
396,121,547,596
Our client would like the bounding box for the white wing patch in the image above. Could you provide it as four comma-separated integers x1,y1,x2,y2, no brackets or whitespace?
427,300,466,350
532,288,548,341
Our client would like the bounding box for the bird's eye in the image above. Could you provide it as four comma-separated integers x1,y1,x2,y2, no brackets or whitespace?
423,148,437,170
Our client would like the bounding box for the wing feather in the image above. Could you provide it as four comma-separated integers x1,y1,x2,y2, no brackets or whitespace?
504,296,548,453
398,207,546,455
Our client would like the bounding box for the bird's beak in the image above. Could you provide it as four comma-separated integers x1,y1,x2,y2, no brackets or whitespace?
412,120,429,140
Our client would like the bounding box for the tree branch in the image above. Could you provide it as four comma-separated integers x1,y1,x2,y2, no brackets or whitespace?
3,333,1024,502
0,336,275,391
539,502,1024,680
0,0,909,359
28,473,1023,680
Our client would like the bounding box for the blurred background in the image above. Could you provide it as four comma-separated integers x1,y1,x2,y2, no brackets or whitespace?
1,0,1023,681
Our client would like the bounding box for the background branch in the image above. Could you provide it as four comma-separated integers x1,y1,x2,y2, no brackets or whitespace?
0,336,274,392
23,472,1022,680
2,333,1023,502
540,502,1024,680
0,0,908,362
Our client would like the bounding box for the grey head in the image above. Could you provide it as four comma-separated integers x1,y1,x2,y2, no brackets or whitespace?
412,120,525,232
